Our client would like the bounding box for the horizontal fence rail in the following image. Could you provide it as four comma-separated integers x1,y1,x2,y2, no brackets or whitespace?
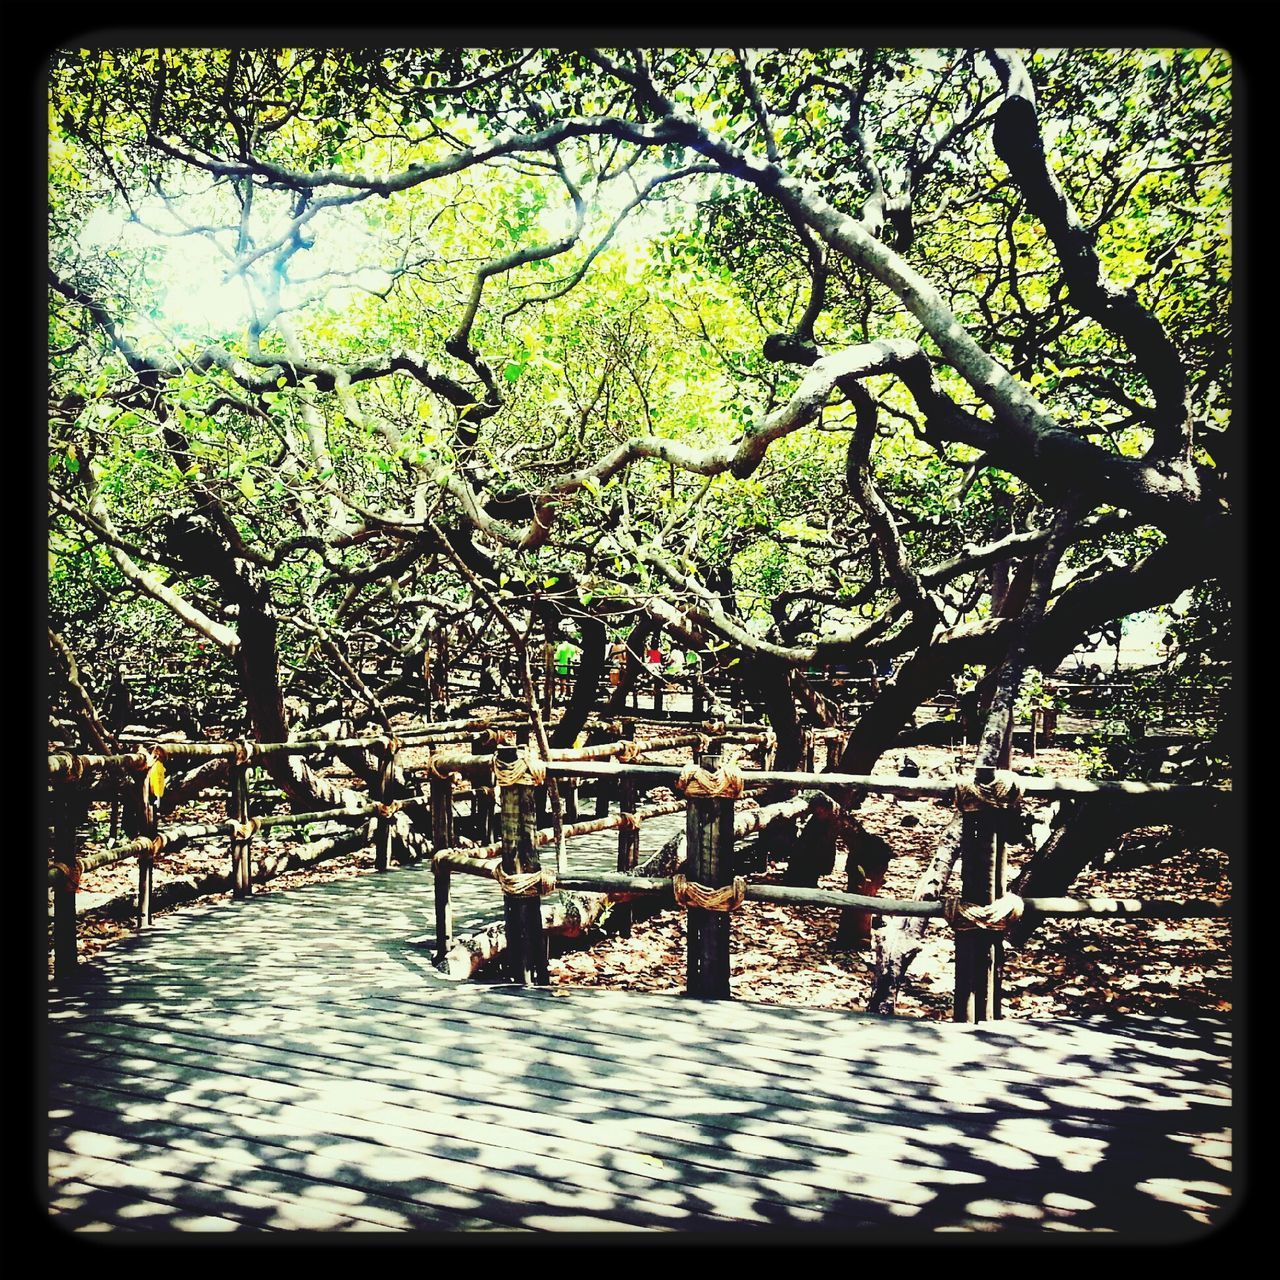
46,715,1232,1022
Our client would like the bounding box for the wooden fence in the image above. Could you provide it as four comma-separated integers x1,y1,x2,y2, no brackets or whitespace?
47,717,1231,1023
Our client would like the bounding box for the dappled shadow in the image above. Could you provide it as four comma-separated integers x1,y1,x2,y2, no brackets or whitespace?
48,816,1230,1234
49,960,1231,1234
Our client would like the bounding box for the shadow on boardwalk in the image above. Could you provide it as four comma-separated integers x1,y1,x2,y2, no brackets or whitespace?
46,849,1233,1236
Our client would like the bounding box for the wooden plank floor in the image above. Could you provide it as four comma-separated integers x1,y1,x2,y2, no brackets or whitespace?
47,816,1233,1237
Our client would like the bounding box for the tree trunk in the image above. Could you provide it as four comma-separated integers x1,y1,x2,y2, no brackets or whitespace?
833,815,897,949
746,655,803,771
867,816,963,1013
550,615,606,748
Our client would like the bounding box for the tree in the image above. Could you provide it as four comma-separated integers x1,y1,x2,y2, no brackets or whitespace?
48,45,1234,926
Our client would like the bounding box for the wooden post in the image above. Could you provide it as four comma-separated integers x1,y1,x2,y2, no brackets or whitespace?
431,771,454,858
685,751,735,1000
374,741,396,872
229,753,252,897
138,764,159,930
439,631,451,716
615,720,639,937
1030,706,1040,760
692,679,704,721
953,765,1000,1023
594,736,611,819
802,728,816,774
434,863,453,963
654,677,664,714
432,757,456,961
52,782,83,985
543,633,555,716
499,742,549,985
472,733,495,841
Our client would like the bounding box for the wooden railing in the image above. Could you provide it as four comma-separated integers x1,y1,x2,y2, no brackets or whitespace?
47,716,1231,1023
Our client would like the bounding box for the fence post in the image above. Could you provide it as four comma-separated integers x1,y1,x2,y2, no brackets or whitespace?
434,861,453,964
431,766,454,879
52,780,84,985
472,732,495,841
543,636,555,716
615,720,639,938
498,742,549,985
594,729,612,819
138,757,160,930
953,765,1001,1023
685,751,735,1000
374,739,397,872
229,749,253,897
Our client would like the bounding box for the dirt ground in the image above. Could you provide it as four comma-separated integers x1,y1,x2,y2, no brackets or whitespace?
548,743,1231,1018
49,743,1232,1020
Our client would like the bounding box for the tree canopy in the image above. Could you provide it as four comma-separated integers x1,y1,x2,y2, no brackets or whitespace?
47,44,1234,791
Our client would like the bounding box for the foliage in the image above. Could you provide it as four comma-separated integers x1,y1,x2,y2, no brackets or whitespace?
46,44,1234,774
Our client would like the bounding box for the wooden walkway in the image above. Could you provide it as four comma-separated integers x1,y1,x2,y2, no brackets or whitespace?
47,819,1233,1237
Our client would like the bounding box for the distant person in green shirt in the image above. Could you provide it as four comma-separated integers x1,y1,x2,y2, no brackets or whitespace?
554,638,579,697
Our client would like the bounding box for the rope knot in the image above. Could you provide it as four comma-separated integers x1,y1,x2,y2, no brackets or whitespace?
233,740,256,766
53,860,83,892
677,762,745,800
139,835,165,865
493,864,557,897
954,770,1022,812
374,800,401,820
617,739,641,763
617,811,640,831
942,892,1025,933
232,818,259,841
494,755,547,788
672,874,746,912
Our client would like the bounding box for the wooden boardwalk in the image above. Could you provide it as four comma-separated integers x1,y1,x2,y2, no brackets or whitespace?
47,821,1233,1236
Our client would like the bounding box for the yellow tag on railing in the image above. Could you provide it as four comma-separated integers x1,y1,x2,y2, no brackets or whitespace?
147,760,166,799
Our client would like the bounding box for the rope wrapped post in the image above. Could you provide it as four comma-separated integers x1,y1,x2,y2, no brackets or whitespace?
497,741,549,985
137,754,162,929
229,744,253,898
373,739,398,873
615,719,640,937
51,778,88,985
953,765,1015,1023
683,752,737,1000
